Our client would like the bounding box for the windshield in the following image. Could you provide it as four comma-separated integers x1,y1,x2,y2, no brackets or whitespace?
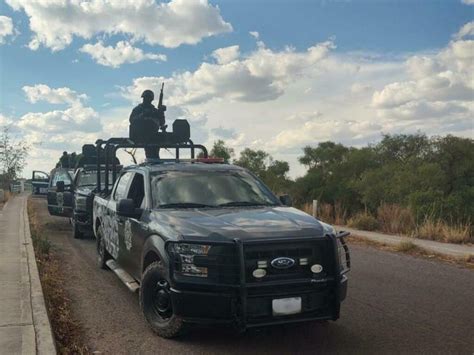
76,170,114,187
151,170,279,208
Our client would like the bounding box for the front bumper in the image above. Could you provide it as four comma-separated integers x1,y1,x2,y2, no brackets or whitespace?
167,233,350,329
73,210,93,232
170,276,348,328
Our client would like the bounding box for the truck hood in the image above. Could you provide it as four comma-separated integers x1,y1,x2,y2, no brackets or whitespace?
148,207,329,241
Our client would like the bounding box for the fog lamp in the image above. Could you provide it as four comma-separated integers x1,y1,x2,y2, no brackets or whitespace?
252,268,267,278
311,264,323,274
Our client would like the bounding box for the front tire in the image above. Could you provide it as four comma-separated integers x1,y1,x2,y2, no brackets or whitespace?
139,262,186,338
96,226,110,269
72,217,83,239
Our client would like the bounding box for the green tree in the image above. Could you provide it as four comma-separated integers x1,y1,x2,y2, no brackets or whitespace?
208,140,234,163
375,133,431,164
234,148,291,194
234,148,269,178
299,142,349,172
0,126,29,188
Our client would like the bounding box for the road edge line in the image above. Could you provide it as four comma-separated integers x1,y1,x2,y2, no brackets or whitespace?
23,195,57,355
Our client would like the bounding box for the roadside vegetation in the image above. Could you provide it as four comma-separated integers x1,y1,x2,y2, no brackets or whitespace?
347,235,474,270
27,198,88,354
0,126,29,190
205,133,472,244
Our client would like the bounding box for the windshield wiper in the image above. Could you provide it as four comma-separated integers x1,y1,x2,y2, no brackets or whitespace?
217,201,275,207
158,202,213,209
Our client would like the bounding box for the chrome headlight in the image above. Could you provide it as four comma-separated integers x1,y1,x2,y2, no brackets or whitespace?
75,195,87,212
168,243,211,278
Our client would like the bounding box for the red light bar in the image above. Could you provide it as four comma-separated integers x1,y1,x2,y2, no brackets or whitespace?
195,157,225,163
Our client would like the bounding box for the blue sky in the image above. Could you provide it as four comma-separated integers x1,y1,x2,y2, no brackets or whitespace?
0,0,472,177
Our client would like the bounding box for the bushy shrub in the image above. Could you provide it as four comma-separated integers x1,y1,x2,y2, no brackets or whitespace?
377,203,416,235
348,213,379,231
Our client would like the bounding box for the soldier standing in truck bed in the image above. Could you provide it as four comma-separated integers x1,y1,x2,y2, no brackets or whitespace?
59,151,69,168
129,89,166,159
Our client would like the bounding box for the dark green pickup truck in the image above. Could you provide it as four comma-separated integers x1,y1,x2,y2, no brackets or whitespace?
92,158,350,338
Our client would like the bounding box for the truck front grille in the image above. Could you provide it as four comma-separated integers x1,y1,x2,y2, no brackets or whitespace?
200,245,240,285
243,239,334,284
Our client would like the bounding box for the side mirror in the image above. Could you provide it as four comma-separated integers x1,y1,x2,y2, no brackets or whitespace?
56,181,65,192
279,194,292,207
117,199,142,218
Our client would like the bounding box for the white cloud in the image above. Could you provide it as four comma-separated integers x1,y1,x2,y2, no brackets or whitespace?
249,31,259,39
372,32,474,123
121,40,336,105
17,23,474,180
0,15,14,44
23,84,87,105
212,45,240,64
0,114,13,126
6,0,232,51
285,111,322,122
269,119,383,150
18,105,100,134
454,21,474,39
461,0,474,4
211,126,237,139
18,85,101,150
351,83,373,94
80,41,166,68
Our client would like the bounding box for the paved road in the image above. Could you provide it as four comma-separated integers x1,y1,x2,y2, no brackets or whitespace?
30,197,474,354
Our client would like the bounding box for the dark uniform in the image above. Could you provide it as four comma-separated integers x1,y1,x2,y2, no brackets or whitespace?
59,151,69,168
129,90,165,159
69,152,77,169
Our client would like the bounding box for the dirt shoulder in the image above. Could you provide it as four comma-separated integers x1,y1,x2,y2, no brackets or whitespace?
28,196,89,354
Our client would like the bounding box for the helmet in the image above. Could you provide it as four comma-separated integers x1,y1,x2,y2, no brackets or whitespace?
141,90,154,101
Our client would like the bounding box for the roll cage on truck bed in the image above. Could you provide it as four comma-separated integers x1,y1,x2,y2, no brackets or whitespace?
92,124,351,339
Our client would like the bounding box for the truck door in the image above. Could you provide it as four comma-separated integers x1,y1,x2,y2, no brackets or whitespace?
32,171,49,195
103,171,134,263
119,172,147,280
47,169,73,217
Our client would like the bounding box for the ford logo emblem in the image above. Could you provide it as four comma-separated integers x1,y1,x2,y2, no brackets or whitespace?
271,257,295,269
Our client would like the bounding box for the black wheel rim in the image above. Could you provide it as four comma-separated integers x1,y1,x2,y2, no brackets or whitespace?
151,280,172,321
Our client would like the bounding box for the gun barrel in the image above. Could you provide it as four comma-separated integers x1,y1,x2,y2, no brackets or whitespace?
158,83,164,107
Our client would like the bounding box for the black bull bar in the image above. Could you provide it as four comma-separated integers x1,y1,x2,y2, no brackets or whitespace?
167,231,350,329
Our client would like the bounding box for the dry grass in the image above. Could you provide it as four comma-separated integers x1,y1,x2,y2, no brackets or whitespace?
334,202,347,225
302,201,472,245
301,202,336,224
347,213,379,231
347,235,474,270
394,240,418,252
27,198,89,354
413,219,472,244
320,203,334,224
377,204,416,235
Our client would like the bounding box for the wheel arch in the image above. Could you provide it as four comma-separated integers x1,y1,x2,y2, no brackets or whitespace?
142,235,169,277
